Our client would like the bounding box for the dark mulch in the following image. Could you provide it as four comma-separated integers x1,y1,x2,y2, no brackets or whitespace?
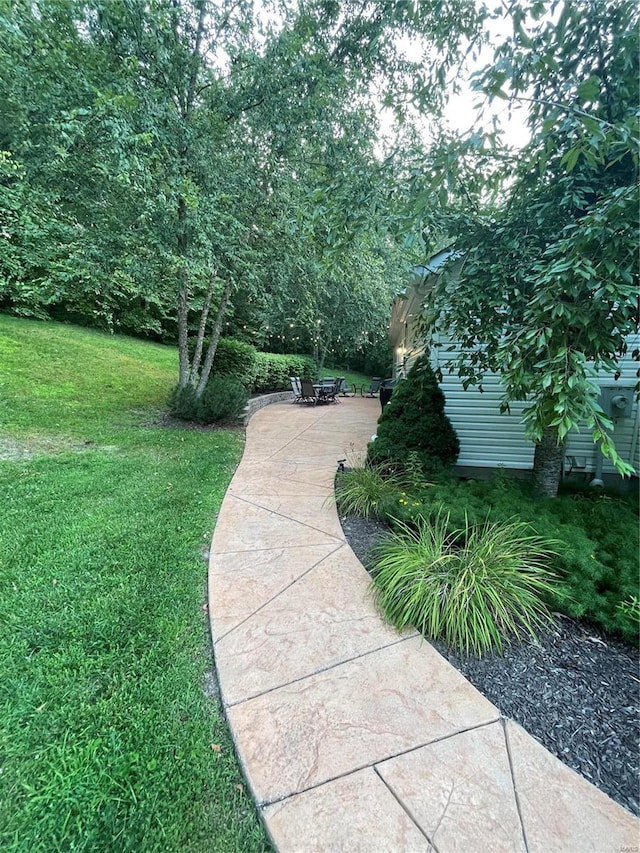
341,513,640,816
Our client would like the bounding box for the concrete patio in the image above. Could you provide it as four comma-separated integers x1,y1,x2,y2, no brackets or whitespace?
208,397,638,852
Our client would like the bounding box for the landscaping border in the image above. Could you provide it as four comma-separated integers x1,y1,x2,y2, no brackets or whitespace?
241,390,294,424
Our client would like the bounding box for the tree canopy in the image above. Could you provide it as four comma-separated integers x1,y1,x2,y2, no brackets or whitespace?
2,0,637,494
0,0,483,392
419,0,639,495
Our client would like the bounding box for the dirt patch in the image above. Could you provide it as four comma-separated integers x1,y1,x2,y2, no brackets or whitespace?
0,436,97,461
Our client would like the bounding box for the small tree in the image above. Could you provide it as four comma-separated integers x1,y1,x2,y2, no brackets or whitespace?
421,0,639,497
368,355,459,475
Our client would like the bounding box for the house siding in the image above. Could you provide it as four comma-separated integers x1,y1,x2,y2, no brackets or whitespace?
427,332,640,475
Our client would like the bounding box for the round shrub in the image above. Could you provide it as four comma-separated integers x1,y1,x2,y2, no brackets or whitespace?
371,513,557,655
368,355,459,475
211,338,257,388
168,384,198,421
195,374,248,424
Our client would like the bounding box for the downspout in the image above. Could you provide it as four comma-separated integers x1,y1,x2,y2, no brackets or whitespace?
589,442,604,488
629,402,640,477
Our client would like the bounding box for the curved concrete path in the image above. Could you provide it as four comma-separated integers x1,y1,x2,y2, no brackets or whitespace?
208,398,638,852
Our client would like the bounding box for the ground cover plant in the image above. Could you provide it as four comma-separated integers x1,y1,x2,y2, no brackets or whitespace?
337,460,639,647
0,316,270,852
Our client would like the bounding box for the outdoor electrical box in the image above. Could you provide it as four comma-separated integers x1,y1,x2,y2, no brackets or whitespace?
599,386,634,419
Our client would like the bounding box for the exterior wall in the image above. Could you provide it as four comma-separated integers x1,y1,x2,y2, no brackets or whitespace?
388,256,639,476
434,333,639,474
390,292,639,476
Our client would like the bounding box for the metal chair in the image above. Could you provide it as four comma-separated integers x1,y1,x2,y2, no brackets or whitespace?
360,377,382,397
336,377,355,397
300,378,320,405
320,377,339,403
290,376,302,403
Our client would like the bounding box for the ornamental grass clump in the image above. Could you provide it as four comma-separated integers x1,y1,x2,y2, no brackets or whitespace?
371,513,558,656
335,465,407,520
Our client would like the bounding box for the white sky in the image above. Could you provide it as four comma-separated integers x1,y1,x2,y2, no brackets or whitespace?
441,8,532,149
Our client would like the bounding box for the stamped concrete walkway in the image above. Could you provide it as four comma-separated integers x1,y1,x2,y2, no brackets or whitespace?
208,397,638,852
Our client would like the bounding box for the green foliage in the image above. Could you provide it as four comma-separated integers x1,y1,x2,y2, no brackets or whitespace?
372,513,557,655
338,339,392,378
421,0,640,483
0,0,485,392
335,465,407,520
196,375,248,425
368,355,459,474
0,317,267,851
375,471,639,644
168,383,198,421
211,339,258,388
253,352,317,393
616,596,640,641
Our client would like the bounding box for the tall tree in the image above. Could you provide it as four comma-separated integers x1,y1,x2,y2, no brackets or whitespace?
420,0,639,496
1,0,484,395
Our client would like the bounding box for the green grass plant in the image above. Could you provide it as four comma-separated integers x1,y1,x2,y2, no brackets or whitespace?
0,316,269,851
335,464,407,520
384,472,639,643
371,513,558,656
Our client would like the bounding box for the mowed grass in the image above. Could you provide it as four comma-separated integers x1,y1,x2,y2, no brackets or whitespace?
0,316,270,851
318,367,379,395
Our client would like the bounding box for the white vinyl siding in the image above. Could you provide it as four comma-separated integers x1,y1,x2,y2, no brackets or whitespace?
430,333,639,474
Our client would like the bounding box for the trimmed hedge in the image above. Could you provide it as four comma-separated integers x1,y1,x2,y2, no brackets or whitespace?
211,338,258,388
186,338,316,393
253,352,317,393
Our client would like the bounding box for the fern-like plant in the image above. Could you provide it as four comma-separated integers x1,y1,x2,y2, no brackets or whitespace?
371,513,558,655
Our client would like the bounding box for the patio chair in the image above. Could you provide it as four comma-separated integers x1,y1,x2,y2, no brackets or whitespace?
360,377,383,397
299,377,320,405
290,376,302,403
335,377,355,397
320,377,339,403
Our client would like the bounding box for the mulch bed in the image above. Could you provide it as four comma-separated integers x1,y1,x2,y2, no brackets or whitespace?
341,514,640,816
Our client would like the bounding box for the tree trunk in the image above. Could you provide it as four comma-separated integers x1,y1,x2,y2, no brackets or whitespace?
189,270,217,385
532,427,565,498
195,279,232,397
317,343,327,372
177,271,190,387
176,196,190,388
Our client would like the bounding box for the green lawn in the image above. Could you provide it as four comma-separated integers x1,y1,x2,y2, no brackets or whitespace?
318,367,378,395
0,316,270,851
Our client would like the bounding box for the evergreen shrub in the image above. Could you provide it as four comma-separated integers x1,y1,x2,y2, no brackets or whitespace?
168,384,198,421
195,374,248,424
368,355,459,475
